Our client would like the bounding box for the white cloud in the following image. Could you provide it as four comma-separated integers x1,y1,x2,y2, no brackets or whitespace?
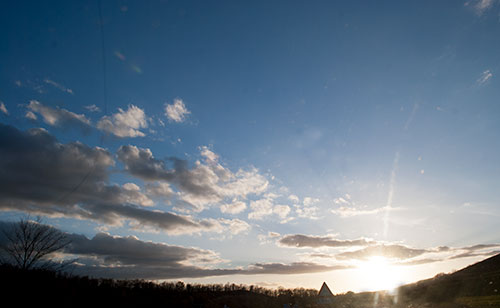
333,197,349,205
273,205,291,219
477,69,493,85
219,218,251,235
288,194,299,203
248,194,292,221
85,104,101,112
294,196,321,220
200,146,219,163
248,198,274,220
25,111,37,120
303,197,320,207
165,99,190,123
296,205,320,220
220,199,247,214
97,104,148,138
0,102,8,115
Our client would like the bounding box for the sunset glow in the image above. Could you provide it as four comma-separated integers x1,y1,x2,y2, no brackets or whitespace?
355,257,402,292
1,0,500,293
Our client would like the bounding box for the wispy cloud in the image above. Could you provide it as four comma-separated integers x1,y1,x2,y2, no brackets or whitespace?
336,244,428,261
477,69,493,85
278,232,500,266
279,234,374,248
114,51,126,61
165,99,191,123
258,231,281,245
44,78,74,95
465,0,496,15
331,193,400,218
27,100,91,130
332,205,399,217
84,104,101,112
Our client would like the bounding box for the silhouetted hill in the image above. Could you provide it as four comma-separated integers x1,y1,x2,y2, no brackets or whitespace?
0,264,318,307
397,253,500,307
2,254,500,308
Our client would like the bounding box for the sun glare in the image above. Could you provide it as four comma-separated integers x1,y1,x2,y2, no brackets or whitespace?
355,257,401,292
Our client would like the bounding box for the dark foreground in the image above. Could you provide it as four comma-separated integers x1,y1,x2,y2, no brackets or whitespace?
1,253,499,308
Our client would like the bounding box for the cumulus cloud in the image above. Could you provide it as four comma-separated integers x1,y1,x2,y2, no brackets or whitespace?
121,183,154,207
292,196,320,220
248,194,291,221
279,234,373,248
248,198,274,220
0,102,8,115
295,205,320,220
165,99,190,123
117,145,269,212
0,124,235,235
145,182,175,199
27,100,91,130
97,105,148,138
273,205,291,219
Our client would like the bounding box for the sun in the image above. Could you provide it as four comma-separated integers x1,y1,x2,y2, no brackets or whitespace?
355,256,401,291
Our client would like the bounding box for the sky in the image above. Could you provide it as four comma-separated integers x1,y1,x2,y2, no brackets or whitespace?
1,0,500,293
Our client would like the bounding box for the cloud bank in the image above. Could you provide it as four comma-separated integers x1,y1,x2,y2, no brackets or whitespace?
0,124,242,235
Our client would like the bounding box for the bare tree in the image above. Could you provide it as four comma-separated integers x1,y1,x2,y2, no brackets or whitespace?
0,216,71,270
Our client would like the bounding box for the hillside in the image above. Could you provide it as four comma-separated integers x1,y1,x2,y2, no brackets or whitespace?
396,253,500,307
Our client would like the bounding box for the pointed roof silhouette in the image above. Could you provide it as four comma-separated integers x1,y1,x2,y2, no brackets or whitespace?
318,282,333,297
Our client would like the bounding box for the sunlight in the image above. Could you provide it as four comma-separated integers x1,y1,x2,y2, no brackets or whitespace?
355,257,401,291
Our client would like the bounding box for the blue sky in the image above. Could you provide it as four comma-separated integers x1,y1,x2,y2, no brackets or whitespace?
1,0,500,292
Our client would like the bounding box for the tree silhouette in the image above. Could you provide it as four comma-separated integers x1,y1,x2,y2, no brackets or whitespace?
0,216,71,270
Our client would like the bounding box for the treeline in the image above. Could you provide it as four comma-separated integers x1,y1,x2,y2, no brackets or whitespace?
0,264,320,307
